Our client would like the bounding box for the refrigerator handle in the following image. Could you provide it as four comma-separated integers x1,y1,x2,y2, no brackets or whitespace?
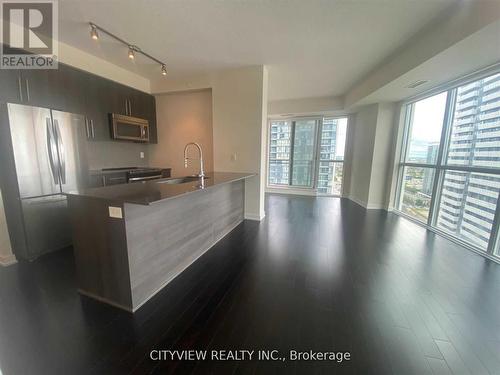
85,118,90,139
53,119,66,184
17,76,23,102
25,79,30,102
45,118,59,184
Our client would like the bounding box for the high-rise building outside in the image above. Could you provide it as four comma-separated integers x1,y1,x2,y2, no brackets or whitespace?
317,118,346,195
268,118,347,194
437,73,500,249
268,121,291,185
422,143,439,195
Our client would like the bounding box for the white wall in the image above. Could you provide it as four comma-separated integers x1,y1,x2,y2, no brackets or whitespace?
211,66,268,220
344,103,398,210
385,104,405,210
345,104,378,207
367,103,397,208
268,95,344,117
0,189,16,266
149,89,214,176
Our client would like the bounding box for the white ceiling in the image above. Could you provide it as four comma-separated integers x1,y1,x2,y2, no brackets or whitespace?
58,0,457,101
357,19,500,107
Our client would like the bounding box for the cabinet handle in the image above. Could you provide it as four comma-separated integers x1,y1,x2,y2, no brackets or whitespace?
17,76,23,101
25,79,30,101
90,119,95,138
85,118,90,139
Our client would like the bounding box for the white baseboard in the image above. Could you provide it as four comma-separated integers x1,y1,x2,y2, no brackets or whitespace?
245,212,266,221
265,187,317,196
367,204,387,210
347,195,369,209
0,254,17,267
347,196,388,211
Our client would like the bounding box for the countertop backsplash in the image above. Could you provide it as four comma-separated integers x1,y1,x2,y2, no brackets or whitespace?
86,141,150,171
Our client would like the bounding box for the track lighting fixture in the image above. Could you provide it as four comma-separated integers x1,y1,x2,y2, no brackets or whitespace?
90,24,99,40
88,22,167,76
128,46,135,60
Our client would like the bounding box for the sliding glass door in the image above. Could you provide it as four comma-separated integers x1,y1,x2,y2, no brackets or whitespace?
268,116,348,195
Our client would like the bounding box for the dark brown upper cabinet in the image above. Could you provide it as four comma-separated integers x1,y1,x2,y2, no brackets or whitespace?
0,69,54,108
0,69,23,103
0,63,157,144
84,74,114,141
22,69,60,109
54,64,88,114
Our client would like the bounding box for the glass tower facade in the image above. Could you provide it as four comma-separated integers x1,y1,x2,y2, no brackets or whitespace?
437,73,500,249
268,121,291,185
268,117,348,195
317,118,347,195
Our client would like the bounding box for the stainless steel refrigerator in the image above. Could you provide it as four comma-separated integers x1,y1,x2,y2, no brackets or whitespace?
8,103,89,258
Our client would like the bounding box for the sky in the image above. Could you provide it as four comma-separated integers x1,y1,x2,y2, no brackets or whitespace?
411,92,448,143
408,91,448,160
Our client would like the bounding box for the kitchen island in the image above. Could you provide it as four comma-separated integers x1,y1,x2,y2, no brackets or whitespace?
66,172,254,312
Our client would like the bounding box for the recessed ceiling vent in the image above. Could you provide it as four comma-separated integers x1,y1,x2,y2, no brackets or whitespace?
406,80,428,89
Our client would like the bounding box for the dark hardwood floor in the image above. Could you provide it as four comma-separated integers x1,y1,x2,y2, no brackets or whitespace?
1,194,499,374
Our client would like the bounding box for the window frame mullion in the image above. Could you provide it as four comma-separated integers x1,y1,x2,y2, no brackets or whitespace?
312,118,323,190
487,190,500,256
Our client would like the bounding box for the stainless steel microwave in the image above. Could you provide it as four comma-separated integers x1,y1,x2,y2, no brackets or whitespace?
110,113,149,142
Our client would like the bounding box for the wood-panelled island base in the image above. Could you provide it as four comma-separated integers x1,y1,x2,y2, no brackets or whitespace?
66,172,254,312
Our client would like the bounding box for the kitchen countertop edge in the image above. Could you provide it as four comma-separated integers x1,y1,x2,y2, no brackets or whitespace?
66,172,256,206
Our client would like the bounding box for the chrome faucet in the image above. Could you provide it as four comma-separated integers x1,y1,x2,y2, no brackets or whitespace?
184,142,205,178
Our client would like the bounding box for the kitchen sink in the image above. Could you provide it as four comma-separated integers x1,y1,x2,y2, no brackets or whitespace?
157,176,210,184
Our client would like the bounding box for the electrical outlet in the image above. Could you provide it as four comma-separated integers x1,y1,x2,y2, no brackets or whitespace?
140,152,145,159
108,206,123,219
231,153,237,162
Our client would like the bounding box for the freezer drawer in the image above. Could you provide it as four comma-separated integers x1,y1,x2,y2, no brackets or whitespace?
21,195,72,258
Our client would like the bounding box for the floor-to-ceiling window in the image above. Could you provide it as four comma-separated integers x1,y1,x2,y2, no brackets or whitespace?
267,116,348,195
317,117,347,195
396,71,500,259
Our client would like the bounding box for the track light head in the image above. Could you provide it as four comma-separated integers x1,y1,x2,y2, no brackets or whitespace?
90,24,99,40
128,46,135,60
161,64,167,76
